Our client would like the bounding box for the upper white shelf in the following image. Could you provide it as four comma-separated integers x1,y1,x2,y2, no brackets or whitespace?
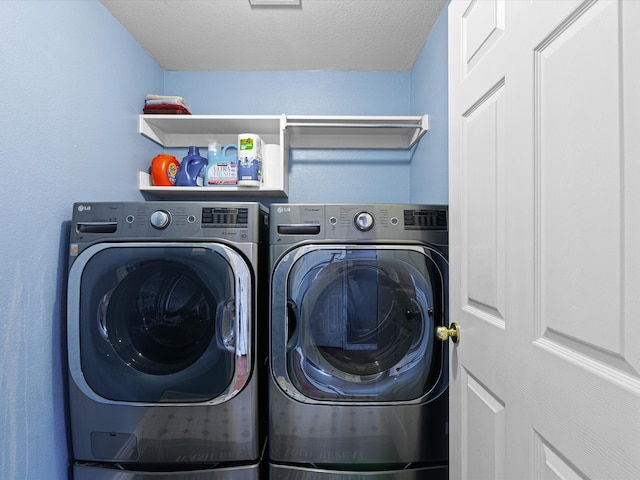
139,114,284,147
139,114,428,150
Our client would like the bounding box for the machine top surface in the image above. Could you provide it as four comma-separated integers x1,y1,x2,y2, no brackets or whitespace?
269,203,447,245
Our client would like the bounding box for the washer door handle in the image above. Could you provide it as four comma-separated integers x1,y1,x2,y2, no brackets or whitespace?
286,299,299,349
436,322,460,343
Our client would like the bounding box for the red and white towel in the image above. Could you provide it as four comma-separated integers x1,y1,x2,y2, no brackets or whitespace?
143,94,192,115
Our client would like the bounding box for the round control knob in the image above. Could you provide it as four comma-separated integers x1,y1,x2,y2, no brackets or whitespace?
150,210,171,229
354,211,374,232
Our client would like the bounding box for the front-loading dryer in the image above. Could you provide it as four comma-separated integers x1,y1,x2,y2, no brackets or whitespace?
268,204,449,479
66,202,268,479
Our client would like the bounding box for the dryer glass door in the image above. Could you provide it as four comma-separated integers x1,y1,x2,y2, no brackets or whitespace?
70,243,252,403
278,246,447,402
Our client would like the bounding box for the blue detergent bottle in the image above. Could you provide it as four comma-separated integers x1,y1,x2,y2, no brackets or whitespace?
176,146,207,186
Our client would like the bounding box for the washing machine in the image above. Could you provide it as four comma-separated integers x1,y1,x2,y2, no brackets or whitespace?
66,201,268,479
268,204,449,479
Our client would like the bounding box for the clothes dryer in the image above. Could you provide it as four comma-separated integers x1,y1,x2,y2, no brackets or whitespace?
66,202,268,479
268,204,449,479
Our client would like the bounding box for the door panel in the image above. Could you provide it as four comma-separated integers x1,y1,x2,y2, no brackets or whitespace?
449,0,508,478
537,0,623,356
449,0,640,478
463,0,505,75
463,80,505,320
462,371,505,480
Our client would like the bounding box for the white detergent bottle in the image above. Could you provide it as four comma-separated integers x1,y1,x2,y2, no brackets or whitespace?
205,140,235,186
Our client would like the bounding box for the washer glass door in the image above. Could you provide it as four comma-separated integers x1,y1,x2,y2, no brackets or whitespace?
275,246,447,402
70,243,252,403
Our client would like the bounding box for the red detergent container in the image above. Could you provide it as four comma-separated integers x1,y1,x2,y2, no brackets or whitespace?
151,154,180,186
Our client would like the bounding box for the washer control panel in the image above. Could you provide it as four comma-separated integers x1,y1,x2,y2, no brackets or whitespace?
70,202,264,246
201,207,249,228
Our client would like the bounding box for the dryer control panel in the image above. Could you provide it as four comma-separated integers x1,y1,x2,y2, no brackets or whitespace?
270,203,448,245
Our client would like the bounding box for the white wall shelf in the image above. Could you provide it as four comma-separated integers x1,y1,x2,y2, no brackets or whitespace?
285,115,428,149
138,114,428,198
139,114,285,147
138,172,288,198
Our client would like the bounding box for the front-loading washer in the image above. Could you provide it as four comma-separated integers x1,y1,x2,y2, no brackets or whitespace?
268,204,449,479
66,201,268,479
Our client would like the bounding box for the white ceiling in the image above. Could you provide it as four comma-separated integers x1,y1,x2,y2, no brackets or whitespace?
100,0,447,72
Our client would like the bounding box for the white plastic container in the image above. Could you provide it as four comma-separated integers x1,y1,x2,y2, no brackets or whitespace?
237,133,263,187
262,143,282,189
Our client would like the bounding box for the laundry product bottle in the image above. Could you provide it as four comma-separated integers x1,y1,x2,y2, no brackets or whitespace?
205,139,237,185
151,154,180,186
176,146,207,186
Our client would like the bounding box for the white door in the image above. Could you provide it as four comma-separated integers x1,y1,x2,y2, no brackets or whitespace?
448,1,640,478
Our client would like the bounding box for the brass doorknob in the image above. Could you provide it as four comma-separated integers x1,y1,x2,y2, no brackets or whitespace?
436,322,460,343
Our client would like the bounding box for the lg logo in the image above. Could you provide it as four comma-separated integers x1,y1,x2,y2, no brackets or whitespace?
277,206,291,213
77,205,92,212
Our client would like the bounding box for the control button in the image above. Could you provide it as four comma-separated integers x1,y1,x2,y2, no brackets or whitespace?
329,216,338,225
354,211,374,232
391,216,398,225
125,215,135,224
150,210,171,229
187,214,196,223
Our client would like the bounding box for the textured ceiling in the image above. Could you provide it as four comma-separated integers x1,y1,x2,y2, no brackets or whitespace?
100,0,447,72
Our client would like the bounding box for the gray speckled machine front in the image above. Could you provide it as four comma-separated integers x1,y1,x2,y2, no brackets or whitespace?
66,202,268,479
268,204,449,479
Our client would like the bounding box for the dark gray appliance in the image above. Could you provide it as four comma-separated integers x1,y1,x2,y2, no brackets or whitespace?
268,204,449,479
66,202,268,479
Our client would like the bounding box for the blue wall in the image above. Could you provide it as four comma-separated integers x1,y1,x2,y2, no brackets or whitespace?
410,2,449,204
0,1,449,478
0,2,162,478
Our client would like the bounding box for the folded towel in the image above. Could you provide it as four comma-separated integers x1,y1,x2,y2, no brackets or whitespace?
143,104,191,115
146,94,191,108
145,98,191,113
143,109,191,115
145,99,185,106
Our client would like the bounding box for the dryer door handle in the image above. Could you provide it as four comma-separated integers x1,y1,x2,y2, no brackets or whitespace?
216,299,236,352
